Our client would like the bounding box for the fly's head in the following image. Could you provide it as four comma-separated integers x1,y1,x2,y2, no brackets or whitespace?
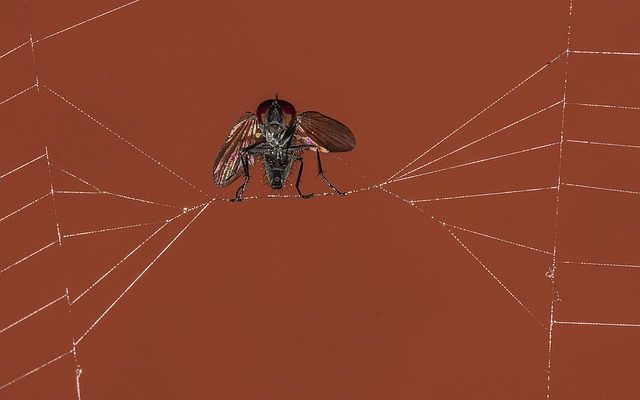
257,96,296,147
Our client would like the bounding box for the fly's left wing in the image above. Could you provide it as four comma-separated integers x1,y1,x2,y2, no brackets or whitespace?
292,111,356,153
213,112,262,187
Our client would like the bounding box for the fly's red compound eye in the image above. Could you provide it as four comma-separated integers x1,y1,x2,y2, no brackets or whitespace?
256,100,272,124
280,100,296,126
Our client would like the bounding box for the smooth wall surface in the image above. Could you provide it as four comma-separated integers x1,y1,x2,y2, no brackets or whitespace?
1,1,639,398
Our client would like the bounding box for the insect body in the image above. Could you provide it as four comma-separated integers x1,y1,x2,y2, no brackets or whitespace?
213,97,356,201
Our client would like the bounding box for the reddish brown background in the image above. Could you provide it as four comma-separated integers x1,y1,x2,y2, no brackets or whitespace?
1,0,639,399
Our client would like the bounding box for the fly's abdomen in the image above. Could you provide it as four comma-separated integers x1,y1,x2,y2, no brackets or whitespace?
264,153,293,189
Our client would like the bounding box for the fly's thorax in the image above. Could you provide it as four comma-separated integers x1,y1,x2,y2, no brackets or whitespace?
264,128,283,146
264,123,292,148
263,149,293,189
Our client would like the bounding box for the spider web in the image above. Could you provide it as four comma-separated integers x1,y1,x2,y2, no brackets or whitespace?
1,0,639,398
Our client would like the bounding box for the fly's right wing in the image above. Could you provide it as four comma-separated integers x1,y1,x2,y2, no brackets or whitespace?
213,112,263,187
293,111,356,153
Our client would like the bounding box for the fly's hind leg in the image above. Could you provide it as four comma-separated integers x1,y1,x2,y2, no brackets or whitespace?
315,150,346,195
231,153,250,202
295,156,314,199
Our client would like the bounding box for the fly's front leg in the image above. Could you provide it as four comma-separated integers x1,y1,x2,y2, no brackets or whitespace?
295,155,314,199
315,150,345,195
231,152,250,202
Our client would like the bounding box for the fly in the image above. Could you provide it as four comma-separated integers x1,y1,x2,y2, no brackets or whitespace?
212,96,356,201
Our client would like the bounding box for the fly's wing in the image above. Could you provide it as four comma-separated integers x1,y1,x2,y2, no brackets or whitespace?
293,111,356,153
213,112,262,187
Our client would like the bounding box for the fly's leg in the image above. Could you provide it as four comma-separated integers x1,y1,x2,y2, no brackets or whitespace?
295,156,314,199
315,150,345,195
231,153,250,202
